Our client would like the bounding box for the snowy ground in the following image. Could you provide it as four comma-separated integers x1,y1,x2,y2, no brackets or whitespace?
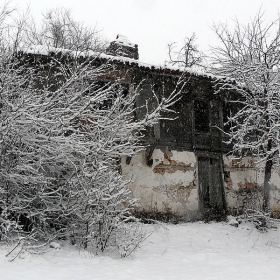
1,220,280,280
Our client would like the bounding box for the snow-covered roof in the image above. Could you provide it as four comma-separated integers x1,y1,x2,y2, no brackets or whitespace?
19,44,222,81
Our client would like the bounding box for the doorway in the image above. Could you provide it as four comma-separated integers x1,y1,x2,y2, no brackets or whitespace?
197,156,226,220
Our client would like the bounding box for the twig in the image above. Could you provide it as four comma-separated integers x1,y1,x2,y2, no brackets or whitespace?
8,246,23,262
5,238,23,257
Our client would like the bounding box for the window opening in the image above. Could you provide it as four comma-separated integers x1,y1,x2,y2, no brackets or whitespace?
194,100,209,132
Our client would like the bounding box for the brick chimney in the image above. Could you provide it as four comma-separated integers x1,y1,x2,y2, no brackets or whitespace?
106,35,139,60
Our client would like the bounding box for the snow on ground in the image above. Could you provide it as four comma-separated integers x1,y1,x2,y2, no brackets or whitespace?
1,220,280,280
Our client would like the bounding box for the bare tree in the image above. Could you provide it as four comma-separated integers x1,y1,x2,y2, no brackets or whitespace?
23,8,107,52
167,33,205,69
0,2,25,52
211,11,280,210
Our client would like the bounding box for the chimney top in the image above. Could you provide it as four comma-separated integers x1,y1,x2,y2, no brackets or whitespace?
106,35,139,60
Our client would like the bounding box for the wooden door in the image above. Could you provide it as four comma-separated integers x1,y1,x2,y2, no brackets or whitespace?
197,156,225,220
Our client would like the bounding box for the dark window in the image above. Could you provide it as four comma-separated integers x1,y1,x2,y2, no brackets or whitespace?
194,100,209,132
85,81,129,109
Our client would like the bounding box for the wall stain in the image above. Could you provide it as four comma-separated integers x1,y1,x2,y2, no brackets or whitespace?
230,158,255,169
153,150,194,174
224,171,233,190
237,178,259,193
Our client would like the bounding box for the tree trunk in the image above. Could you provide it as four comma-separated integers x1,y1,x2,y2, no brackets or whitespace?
263,139,273,211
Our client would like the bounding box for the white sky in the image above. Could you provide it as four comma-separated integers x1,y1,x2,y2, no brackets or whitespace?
7,0,280,65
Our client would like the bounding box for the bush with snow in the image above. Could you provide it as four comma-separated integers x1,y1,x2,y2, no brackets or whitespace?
0,4,184,257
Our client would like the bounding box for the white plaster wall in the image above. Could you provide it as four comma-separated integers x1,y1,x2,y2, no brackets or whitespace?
269,168,280,213
223,155,280,214
123,152,280,218
121,149,198,217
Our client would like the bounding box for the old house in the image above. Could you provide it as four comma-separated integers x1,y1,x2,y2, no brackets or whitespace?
19,35,280,221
